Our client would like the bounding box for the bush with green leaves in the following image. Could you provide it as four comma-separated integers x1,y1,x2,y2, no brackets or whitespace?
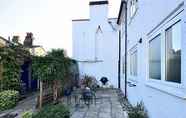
128,101,149,118
32,104,70,118
32,49,73,81
22,110,33,118
0,90,19,111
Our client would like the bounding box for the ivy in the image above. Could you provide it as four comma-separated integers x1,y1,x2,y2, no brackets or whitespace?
32,49,75,81
0,45,30,91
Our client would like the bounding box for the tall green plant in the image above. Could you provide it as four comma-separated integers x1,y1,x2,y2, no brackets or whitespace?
32,49,76,102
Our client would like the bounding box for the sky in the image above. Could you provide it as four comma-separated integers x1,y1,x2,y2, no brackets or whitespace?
0,0,120,57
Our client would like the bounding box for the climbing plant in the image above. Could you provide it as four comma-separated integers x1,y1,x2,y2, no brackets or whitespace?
0,45,30,91
32,49,78,105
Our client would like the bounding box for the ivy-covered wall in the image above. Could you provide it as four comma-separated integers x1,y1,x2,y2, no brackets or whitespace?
0,45,30,92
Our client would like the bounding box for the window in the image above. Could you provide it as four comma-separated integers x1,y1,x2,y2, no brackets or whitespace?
130,50,137,76
165,21,181,83
148,20,182,84
122,56,125,74
149,34,161,80
95,27,103,60
0,63,2,80
130,0,138,18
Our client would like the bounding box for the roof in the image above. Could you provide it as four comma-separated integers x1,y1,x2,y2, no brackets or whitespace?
0,36,9,43
89,1,108,5
117,0,127,24
0,36,13,45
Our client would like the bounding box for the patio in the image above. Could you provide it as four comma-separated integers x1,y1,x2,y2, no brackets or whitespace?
69,89,127,118
0,89,128,118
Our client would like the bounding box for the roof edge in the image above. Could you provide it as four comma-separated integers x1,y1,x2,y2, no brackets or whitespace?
108,17,117,20
0,36,12,44
72,19,90,22
89,1,108,5
117,1,127,24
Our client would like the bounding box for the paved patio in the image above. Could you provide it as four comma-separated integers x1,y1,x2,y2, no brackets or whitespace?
0,89,127,118
70,89,127,118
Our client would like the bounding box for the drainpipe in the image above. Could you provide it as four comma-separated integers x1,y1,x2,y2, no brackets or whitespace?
118,30,121,89
124,1,128,99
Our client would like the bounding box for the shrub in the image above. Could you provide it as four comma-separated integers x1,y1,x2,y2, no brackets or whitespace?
32,104,70,118
0,90,19,111
81,75,98,89
128,101,149,118
22,110,33,118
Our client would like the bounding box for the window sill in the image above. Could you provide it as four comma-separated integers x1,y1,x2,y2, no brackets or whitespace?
128,76,138,87
145,81,186,99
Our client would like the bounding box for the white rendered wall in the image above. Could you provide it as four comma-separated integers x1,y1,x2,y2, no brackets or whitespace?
120,0,186,118
72,4,119,87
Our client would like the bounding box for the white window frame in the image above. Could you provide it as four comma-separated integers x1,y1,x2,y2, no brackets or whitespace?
146,8,185,98
95,28,103,61
149,33,162,81
129,45,138,81
129,0,138,20
122,55,125,74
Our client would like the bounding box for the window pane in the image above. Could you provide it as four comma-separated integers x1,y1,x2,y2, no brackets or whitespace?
0,63,3,80
149,35,161,80
134,51,137,76
165,21,181,83
130,0,137,17
130,50,137,76
122,56,125,74
130,54,133,75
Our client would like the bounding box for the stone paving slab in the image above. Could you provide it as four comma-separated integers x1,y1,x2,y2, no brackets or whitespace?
70,89,127,118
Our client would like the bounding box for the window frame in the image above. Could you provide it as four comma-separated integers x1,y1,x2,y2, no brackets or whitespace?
122,55,125,74
129,0,138,22
146,8,185,98
129,45,138,80
149,33,162,81
165,20,181,83
147,19,183,87
95,29,103,61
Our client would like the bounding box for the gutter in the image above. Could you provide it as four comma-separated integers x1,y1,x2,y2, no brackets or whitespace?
124,0,128,99
117,0,128,98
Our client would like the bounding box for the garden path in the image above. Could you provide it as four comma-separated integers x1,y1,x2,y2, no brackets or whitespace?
0,93,37,118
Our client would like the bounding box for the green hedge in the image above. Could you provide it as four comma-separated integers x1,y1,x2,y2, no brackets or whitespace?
0,90,19,111
22,110,33,118
32,104,70,118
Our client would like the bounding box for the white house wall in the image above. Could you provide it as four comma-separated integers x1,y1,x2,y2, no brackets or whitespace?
72,2,119,87
120,0,186,118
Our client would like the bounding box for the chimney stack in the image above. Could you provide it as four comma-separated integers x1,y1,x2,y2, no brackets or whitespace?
89,1,109,22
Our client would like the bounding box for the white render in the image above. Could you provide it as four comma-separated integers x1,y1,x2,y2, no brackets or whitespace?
72,1,119,87
118,0,186,118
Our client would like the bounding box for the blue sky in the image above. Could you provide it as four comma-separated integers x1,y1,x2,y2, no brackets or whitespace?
0,0,120,56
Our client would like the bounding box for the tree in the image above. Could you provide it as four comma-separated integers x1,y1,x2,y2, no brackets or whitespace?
32,49,76,106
